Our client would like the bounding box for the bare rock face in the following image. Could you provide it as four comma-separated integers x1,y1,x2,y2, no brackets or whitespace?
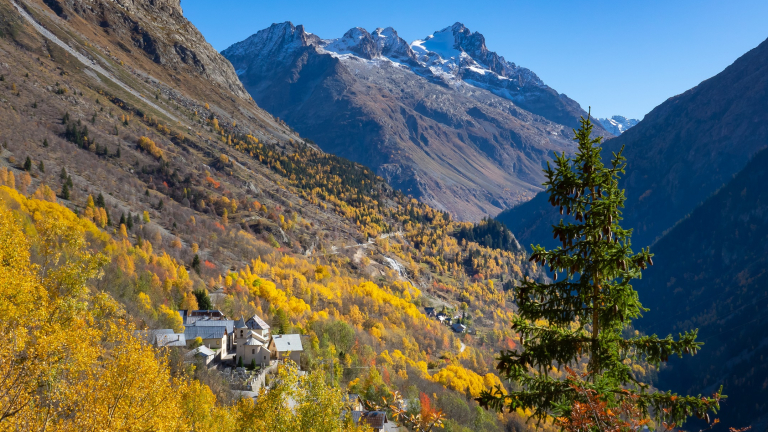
223,22,608,221
50,0,249,100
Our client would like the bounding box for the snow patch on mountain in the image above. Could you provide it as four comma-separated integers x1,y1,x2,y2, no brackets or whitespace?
412,27,464,61
234,21,554,101
223,21,598,134
598,116,640,135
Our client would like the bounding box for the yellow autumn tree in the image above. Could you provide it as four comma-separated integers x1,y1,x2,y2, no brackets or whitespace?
0,195,194,431
138,136,163,159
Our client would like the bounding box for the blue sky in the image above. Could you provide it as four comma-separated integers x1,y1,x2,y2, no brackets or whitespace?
182,0,768,120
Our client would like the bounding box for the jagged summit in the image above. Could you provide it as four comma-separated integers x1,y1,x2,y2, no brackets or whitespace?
371,27,419,63
223,22,607,220
410,22,545,94
226,21,546,93
322,27,381,59
222,21,320,66
598,115,640,135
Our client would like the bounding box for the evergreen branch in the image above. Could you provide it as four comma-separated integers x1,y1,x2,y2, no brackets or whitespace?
620,330,703,364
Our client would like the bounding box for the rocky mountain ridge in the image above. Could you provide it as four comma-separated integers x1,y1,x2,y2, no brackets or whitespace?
223,22,610,220
598,115,639,134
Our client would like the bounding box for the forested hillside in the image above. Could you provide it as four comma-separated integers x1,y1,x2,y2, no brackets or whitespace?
634,147,768,429
0,0,549,430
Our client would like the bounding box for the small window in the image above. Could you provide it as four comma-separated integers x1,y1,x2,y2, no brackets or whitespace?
252,349,255,354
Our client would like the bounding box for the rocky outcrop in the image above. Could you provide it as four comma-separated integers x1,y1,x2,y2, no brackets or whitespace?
46,0,250,100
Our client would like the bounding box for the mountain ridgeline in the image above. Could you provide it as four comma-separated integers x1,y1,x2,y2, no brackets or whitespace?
498,36,768,251
222,22,611,221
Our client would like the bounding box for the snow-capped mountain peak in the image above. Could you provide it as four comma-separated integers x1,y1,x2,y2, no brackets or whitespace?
221,21,319,66
598,115,640,135
372,27,418,63
322,27,379,59
224,22,596,134
320,26,417,63
410,22,545,89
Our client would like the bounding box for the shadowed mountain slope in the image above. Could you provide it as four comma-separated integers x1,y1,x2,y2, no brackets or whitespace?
634,147,768,429
498,36,768,250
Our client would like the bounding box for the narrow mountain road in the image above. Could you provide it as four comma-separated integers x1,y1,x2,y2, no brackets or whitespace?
12,0,178,122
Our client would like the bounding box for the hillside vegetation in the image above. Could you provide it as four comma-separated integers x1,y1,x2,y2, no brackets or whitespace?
0,0,549,429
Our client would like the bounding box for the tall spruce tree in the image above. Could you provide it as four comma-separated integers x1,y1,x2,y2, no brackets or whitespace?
478,115,722,425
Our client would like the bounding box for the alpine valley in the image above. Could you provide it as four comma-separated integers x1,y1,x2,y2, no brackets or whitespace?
0,0,552,430
0,0,766,430
222,22,612,221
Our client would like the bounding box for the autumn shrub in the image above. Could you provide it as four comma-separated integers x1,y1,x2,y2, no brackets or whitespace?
137,136,163,159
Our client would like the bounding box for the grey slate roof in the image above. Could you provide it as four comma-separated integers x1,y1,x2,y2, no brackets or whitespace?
243,336,266,346
188,319,234,334
233,317,246,328
354,411,388,429
451,323,467,333
271,334,303,352
245,314,270,330
187,346,215,358
189,309,225,318
156,333,186,347
184,326,227,340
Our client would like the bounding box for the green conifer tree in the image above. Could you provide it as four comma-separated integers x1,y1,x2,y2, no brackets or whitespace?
60,167,67,180
60,182,70,200
193,288,212,310
23,157,31,171
272,308,290,335
478,115,722,425
191,254,201,275
96,192,106,208
38,161,44,173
